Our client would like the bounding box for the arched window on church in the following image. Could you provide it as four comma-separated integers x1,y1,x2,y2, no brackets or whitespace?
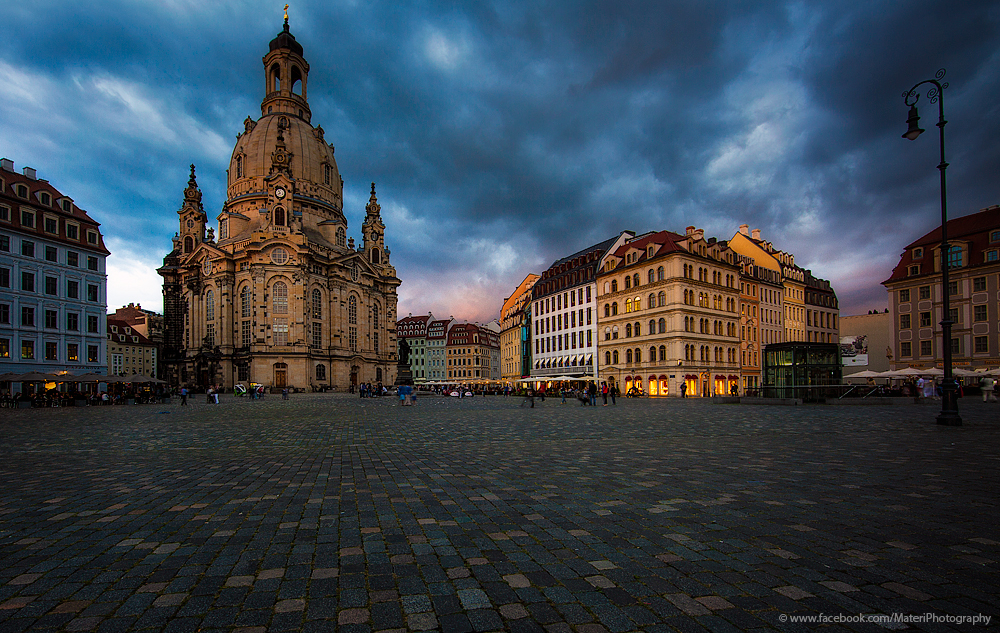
316,364,326,380
273,281,288,314
371,304,379,354
274,206,285,227
270,63,281,92
205,289,215,322
236,155,243,179
291,65,303,96
336,227,346,247
370,248,380,265
183,236,193,253
348,296,358,352
240,286,251,318
311,289,322,319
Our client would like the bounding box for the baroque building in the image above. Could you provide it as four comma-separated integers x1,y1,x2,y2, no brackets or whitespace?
1,159,109,379
159,18,400,391
530,233,631,381
596,227,741,397
500,273,539,382
883,205,1000,370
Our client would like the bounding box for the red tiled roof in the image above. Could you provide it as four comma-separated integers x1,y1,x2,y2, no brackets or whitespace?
106,318,154,346
1,164,110,255
883,205,1000,284
599,230,687,274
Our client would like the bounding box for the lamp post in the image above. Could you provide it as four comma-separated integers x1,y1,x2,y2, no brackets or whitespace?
902,68,961,426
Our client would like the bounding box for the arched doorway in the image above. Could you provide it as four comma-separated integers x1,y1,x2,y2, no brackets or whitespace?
350,365,359,389
273,362,287,388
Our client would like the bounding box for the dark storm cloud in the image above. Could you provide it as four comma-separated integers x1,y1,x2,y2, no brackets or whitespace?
1,0,997,319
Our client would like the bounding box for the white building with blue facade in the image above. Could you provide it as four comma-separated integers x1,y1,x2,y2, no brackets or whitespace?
0,159,109,383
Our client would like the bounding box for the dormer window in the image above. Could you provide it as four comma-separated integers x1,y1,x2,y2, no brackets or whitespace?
39,192,51,206
15,184,28,198
60,199,72,212
913,247,923,258
908,264,920,276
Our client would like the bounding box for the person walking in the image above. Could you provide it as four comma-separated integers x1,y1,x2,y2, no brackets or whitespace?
180,387,188,406
521,387,535,408
610,384,617,405
601,382,609,406
588,382,597,406
982,376,996,402
681,382,687,398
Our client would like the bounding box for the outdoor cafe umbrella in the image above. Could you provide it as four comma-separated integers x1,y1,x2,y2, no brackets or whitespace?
67,373,107,382
845,370,882,380
14,371,62,382
123,374,156,383
951,367,979,377
880,368,924,378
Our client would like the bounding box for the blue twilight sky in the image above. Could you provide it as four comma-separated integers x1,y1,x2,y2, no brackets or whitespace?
1,1,998,323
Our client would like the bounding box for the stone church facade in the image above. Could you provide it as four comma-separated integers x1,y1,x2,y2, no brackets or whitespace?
158,18,399,391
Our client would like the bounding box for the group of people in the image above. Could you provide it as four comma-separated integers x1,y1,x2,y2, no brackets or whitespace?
519,381,622,408
357,382,385,398
397,383,417,405
232,383,268,399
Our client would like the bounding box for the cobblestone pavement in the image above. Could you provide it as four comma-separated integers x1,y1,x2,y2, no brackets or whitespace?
1,395,998,633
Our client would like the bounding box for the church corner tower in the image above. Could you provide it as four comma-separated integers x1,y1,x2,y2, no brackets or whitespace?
363,183,388,266
160,14,401,392
177,165,207,254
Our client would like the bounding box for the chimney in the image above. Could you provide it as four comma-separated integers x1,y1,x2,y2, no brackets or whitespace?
685,226,695,236
22,167,37,180
0,158,13,172
739,224,749,236
693,228,704,241
751,228,761,240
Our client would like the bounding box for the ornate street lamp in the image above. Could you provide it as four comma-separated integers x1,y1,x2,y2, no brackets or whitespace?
902,68,961,426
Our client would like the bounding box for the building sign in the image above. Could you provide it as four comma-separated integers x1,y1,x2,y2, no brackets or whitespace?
840,335,869,367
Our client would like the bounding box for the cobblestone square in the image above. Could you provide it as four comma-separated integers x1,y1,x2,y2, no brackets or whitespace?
1,395,997,632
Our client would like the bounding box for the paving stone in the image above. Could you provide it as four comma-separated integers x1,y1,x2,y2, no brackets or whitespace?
405,612,438,631
1,396,997,633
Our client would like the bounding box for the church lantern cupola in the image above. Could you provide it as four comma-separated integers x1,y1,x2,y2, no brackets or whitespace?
262,10,311,123
178,164,207,254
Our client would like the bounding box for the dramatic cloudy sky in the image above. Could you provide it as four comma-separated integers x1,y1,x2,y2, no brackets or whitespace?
2,1,998,322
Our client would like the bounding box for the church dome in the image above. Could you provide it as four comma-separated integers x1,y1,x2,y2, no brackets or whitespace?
225,20,342,212
228,114,342,209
